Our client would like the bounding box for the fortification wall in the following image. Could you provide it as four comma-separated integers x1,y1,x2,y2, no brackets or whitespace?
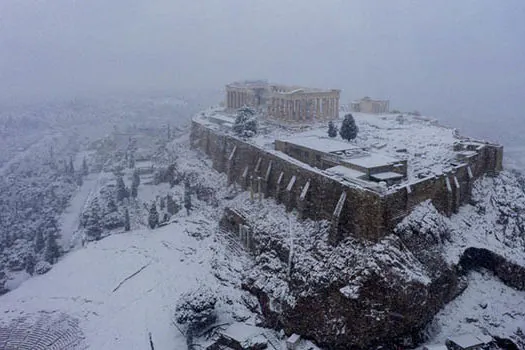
191,119,504,241
191,121,387,242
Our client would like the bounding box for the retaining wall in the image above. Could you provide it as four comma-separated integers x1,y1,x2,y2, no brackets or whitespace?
191,119,503,242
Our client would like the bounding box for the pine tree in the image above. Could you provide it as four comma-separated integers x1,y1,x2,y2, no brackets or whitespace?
34,230,45,253
44,233,60,264
233,106,257,137
107,198,118,213
24,253,36,275
116,176,129,202
131,170,140,198
184,182,192,216
124,209,131,232
84,198,102,240
166,195,179,215
128,152,135,169
328,121,338,138
76,173,83,186
148,203,159,229
69,156,75,174
340,114,359,141
82,157,89,175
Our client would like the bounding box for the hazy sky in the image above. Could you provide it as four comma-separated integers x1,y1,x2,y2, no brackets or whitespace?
1,0,524,129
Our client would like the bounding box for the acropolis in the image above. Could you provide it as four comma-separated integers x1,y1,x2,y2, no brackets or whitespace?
225,80,341,122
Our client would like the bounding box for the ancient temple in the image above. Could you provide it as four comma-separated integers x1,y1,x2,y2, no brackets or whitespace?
225,80,341,122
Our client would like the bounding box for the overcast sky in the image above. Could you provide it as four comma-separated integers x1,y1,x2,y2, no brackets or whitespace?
0,0,524,130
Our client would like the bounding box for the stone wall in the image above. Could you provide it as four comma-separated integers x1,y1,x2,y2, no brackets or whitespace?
191,119,504,241
191,121,387,242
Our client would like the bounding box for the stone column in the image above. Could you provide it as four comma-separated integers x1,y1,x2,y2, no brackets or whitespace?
335,96,339,118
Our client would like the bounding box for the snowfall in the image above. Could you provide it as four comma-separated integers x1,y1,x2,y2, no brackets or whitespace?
0,106,524,349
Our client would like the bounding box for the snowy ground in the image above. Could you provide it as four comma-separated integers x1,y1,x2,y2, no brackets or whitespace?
424,271,525,347
0,215,250,349
1,105,523,349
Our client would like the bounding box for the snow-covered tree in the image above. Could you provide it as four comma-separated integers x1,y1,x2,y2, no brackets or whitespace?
184,182,192,216
24,253,36,275
148,203,159,229
44,233,60,264
328,121,338,138
84,198,102,240
340,114,359,141
68,156,75,175
124,209,130,232
34,230,45,253
174,285,217,332
82,157,89,175
131,170,140,199
233,106,258,137
116,175,129,202
166,195,179,216
128,152,135,169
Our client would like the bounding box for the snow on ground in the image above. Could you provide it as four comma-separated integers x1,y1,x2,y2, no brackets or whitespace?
425,270,525,347
0,213,254,349
58,173,101,250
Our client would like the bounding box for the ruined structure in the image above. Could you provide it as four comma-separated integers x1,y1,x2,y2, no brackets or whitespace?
226,80,341,122
351,96,390,114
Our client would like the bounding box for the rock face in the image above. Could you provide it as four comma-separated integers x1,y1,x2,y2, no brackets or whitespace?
250,268,459,349
222,170,525,349
226,198,461,349
459,247,525,291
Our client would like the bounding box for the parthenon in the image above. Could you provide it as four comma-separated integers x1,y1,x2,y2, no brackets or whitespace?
226,80,341,122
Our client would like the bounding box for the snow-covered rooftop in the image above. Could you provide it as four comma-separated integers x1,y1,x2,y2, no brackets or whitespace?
195,107,497,187
346,153,401,168
277,135,358,154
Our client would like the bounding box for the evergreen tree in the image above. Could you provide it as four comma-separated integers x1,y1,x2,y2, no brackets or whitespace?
131,170,140,198
24,253,36,275
340,114,359,141
148,203,159,229
34,230,45,253
124,209,131,232
116,176,129,202
184,182,192,216
328,121,338,138
166,195,179,215
107,198,118,213
233,106,257,137
76,173,83,186
128,152,135,169
44,233,60,264
82,157,89,175
68,156,75,174
84,198,102,240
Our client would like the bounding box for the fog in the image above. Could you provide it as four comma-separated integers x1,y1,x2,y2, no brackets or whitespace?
1,0,524,142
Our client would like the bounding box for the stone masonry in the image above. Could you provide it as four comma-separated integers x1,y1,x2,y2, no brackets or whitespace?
225,80,341,122
191,117,503,243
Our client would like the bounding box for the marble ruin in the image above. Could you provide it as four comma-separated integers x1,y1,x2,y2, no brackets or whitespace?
226,80,341,122
351,96,390,114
